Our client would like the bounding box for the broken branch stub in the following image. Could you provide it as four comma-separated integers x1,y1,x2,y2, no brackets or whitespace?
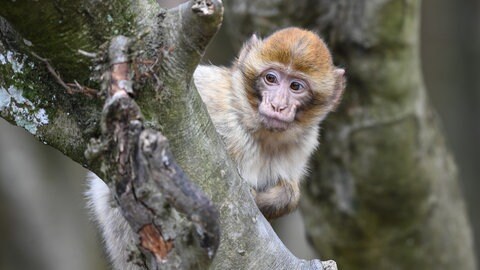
91,35,220,268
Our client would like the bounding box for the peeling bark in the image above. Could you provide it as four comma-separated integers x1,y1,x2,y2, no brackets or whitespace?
139,224,174,262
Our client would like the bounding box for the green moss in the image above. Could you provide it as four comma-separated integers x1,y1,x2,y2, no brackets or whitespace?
377,0,418,48
1,0,136,84
350,117,429,225
313,117,432,269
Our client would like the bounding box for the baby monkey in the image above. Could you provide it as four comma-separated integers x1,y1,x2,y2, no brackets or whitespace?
195,27,345,219
87,27,344,270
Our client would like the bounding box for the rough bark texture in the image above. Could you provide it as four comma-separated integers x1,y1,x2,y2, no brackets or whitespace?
225,0,476,269
0,0,335,269
89,35,220,268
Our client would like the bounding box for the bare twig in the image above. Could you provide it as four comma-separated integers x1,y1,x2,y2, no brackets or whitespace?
77,49,97,58
30,51,98,97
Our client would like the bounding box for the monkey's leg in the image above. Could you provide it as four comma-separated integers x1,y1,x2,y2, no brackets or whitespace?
254,180,300,220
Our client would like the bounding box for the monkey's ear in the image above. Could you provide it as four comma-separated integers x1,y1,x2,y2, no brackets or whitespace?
237,34,261,65
330,68,346,111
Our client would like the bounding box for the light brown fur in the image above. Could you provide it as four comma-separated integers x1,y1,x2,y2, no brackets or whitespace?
253,180,300,220
194,27,345,219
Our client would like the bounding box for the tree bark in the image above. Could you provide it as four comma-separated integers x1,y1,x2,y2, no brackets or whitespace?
0,0,335,269
224,0,477,269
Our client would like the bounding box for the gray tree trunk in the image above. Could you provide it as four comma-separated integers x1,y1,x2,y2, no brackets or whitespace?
224,0,477,269
0,0,334,269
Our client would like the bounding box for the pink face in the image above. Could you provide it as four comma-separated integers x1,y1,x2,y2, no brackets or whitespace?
257,69,312,131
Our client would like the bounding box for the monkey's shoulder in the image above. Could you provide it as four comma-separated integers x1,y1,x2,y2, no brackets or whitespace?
193,65,231,93
194,65,234,116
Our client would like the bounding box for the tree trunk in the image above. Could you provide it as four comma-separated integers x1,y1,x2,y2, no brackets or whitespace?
224,0,476,269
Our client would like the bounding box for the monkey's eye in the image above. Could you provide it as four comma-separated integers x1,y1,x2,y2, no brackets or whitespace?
290,81,304,91
265,73,277,84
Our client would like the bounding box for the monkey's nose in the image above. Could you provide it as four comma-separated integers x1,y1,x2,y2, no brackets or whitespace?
271,103,288,112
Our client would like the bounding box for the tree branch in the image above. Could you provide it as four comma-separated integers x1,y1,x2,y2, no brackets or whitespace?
0,0,336,269
0,15,102,167
90,35,220,268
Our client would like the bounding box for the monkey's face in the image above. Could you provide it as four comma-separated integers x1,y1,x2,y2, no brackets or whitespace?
257,68,312,131
237,28,345,132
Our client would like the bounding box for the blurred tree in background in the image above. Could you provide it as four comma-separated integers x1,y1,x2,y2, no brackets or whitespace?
0,0,478,269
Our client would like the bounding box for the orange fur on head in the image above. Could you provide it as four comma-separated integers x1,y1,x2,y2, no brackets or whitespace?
236,28,339,128
261,28,333,80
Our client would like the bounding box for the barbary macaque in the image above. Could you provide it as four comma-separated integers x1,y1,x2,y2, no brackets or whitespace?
87,27,345,269
194,27,345,219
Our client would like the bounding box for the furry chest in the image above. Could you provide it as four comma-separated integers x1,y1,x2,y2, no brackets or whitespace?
237,147,308,189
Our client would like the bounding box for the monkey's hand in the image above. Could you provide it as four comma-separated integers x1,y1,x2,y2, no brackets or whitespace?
254,180,300,220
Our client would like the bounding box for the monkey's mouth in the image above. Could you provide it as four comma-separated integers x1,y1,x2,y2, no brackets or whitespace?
259,114,291,131
258,103,296,131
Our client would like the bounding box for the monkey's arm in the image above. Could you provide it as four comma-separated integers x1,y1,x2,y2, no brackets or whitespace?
254,180,300,220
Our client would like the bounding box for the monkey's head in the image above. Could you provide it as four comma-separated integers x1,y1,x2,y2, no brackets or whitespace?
235,27,345,132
